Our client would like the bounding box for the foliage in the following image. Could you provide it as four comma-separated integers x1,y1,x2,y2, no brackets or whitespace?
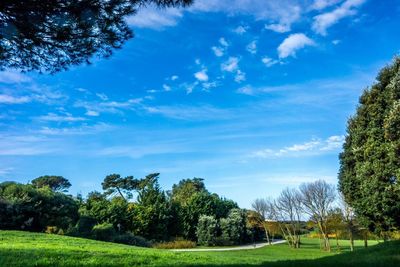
131,173,170,240
31,176,71,192
154,239,196,249
102,174,141,200
0,182,79,232
339,57,400,232
112,232,151,247
92,223,116,241
220,208,248,245
0,0,193,73
196,215,218,246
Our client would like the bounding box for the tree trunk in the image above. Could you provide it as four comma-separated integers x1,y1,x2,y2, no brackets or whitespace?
349,229,354,252
263,225,271,245
335,229,340,251
364,231,368,248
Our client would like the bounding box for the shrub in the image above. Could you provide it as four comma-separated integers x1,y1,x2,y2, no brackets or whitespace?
92,223,116,241
196,215,218,246
113,233,151,247
154,239,196,249
45,226,59,234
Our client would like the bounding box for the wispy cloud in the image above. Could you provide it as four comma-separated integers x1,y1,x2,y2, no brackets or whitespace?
221,57,239,72
36,113,87,122
0,70,31,84
278,33,315,59
233,25,247,35
251,135,345,158
312,0,366,35
262,56,279,67
0,94,31,104
246,40,257,54
211,37,229,57
126,5,183,29
194,69,209,82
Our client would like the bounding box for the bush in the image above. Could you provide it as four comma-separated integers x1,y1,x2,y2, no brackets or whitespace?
45,226,59,234
113,233,151,247
92,223,116,241
196,215,218,246
154,239,196,249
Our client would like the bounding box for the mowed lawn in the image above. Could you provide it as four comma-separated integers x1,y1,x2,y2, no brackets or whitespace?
0,231,399,267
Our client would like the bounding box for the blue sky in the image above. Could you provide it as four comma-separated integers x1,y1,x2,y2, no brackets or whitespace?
1,0,400,208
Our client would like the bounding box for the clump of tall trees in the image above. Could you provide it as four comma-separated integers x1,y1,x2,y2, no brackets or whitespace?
0,174,251,246
339,57,400,235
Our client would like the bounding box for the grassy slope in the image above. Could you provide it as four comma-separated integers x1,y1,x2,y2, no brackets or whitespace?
0,231,399,267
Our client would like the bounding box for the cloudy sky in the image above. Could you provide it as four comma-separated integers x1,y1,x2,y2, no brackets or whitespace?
1,0,400,207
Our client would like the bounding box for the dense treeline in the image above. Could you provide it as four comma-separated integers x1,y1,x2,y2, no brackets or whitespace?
0,174,259,247
339,57,400,234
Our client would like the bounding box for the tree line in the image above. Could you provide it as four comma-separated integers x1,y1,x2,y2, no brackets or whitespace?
0,174,259,246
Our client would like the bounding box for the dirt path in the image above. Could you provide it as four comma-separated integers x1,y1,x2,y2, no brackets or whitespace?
171,240,286,252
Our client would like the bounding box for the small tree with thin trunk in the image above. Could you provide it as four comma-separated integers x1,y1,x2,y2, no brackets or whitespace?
251,198,272,245
299,180,336,251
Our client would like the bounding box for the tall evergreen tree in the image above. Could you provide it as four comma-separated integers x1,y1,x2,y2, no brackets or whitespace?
339,57,400,232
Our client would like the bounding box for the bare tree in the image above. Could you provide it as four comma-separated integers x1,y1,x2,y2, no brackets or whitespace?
339,194,356,251
252,198,272,244
299,180,336,251
275,188,303,248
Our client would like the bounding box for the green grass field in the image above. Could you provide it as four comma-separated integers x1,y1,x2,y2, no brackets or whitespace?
0,230,399,266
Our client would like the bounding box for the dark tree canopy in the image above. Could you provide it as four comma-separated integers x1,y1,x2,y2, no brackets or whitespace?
0,0,192,73
31,175,71,192
339,57,400,232
102,173,140,200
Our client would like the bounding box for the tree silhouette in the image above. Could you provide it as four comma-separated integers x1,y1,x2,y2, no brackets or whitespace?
0,0,192,73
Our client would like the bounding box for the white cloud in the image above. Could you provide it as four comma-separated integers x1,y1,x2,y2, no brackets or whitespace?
0,70,31,84
310,0,342,10
211,37,229,57
233,25,247,34
265,23,291,33
332,39,341,45
234,70,246,83
191,1,302,30
262,56,279,67
86,110,100,117
212,46,224,57
126,5,183,29
194,69,209,82
219,37,229,47
221,57,239,72
312,0,366,35
36,113,87,122
251,135,345,158
0,94,31,104
246,40,257,54
144,104,230,120
171,75,179,81
96,93,108,101
277,33,315,59
163,84,172,91
236,86,254,95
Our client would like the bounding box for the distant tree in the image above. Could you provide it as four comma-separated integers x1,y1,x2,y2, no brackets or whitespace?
0,182,78,231
131,173,170,240
31,175,71,192
102,174,140,200
196,215,218,246
339,194,357,251
299,180,336,251
339,57,400,233
251,198,272,244
0,0,193,73
170,178,207,205
275,188,303,248
220,208,248,245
